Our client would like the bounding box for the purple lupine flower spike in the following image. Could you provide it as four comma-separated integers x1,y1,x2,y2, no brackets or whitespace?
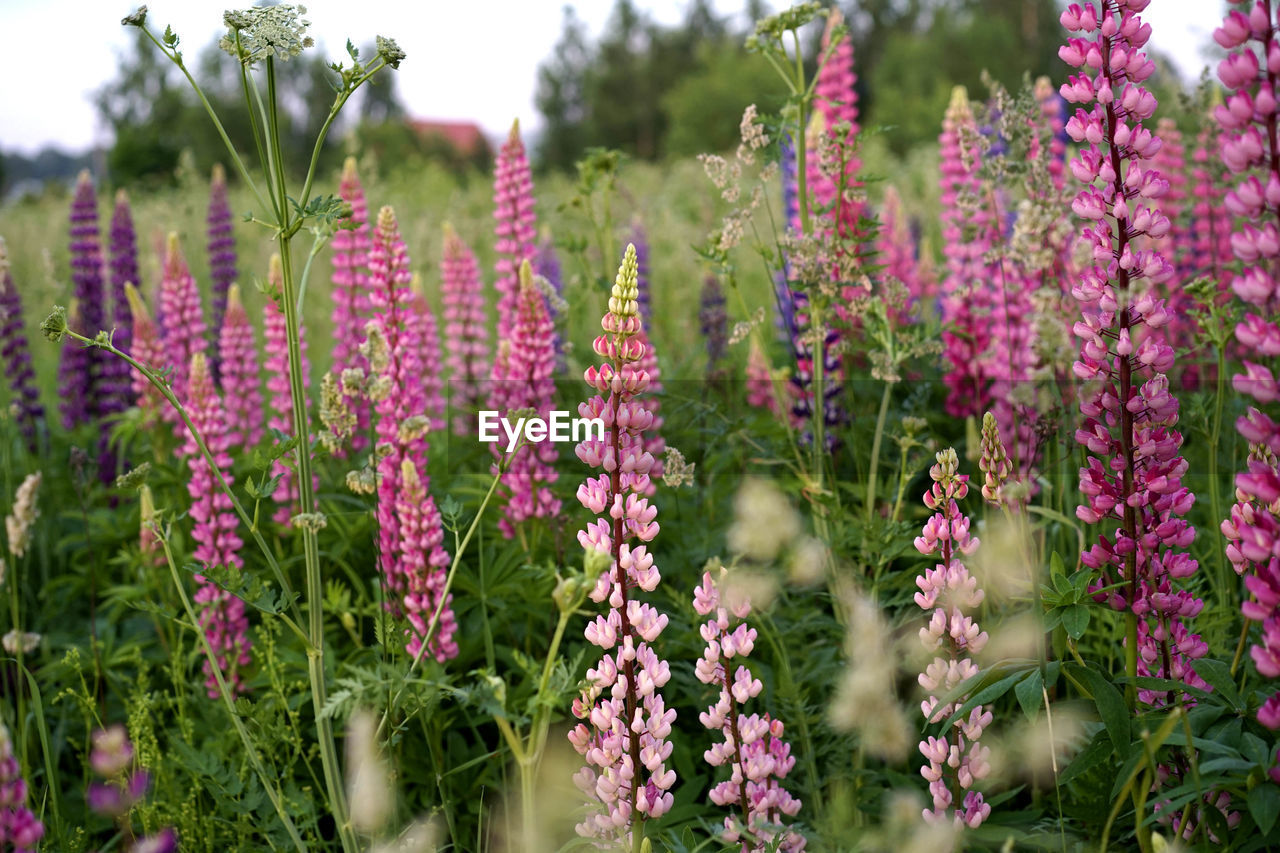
699,274,728,381
534,234,567,372
630,223,651,323
62,171,107,434
569,244,676,843
693,569,805,851
101,189,139,416
58,300,91,431
207,164,237,379
0,238,45,449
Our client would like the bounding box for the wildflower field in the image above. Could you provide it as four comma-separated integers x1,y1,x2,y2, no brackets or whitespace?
4,0,1280,850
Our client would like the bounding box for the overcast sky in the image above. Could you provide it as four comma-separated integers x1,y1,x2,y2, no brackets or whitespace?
0,0,1219,156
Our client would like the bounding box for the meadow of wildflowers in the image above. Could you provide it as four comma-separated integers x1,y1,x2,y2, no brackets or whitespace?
5,1,1280,851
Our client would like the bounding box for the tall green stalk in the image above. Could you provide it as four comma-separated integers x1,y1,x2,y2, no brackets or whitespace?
103,12,404,849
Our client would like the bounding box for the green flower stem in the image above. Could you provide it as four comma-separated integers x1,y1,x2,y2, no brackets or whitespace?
62,329,307,641
138,26,271,217
864,381,893,525
264,56,356,853
157,532,308,853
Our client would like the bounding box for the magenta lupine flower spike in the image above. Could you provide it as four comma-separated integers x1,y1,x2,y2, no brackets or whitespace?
568,244,677,843
808,8,863,243
217,285,263,448
330,157,373,452
396,457,457,662
746,340,780,414
408,275,446,433
1060,2,1209,707
938,87,997,419
158,233,208,416
914,448,991,829
1189,98,1235,290
693,569,805,851
101,189,138,417
368,206,455,661
61,170,106,430
124,284,166,428
492,119,538,338
0,238,45,449
1148,118,1198,381
263,255,312,526
492,261,561,538
633,323,664,492
877,185,927,322
182,351,252,698
1033,76,1068,191
0,721,43,852
440,223,489,436
207,163,237,379
86,724,178,850
1214,0,1280,730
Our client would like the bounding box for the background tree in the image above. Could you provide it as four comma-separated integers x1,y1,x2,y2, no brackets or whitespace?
96,32,349,185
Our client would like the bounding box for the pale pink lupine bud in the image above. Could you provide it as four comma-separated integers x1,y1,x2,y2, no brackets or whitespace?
570,245,677,843
914,448,990,827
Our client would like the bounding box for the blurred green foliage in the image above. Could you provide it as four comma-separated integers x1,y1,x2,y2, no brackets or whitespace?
535,0,1068,167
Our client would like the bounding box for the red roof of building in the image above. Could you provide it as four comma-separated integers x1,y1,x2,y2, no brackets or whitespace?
407,120,489,156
